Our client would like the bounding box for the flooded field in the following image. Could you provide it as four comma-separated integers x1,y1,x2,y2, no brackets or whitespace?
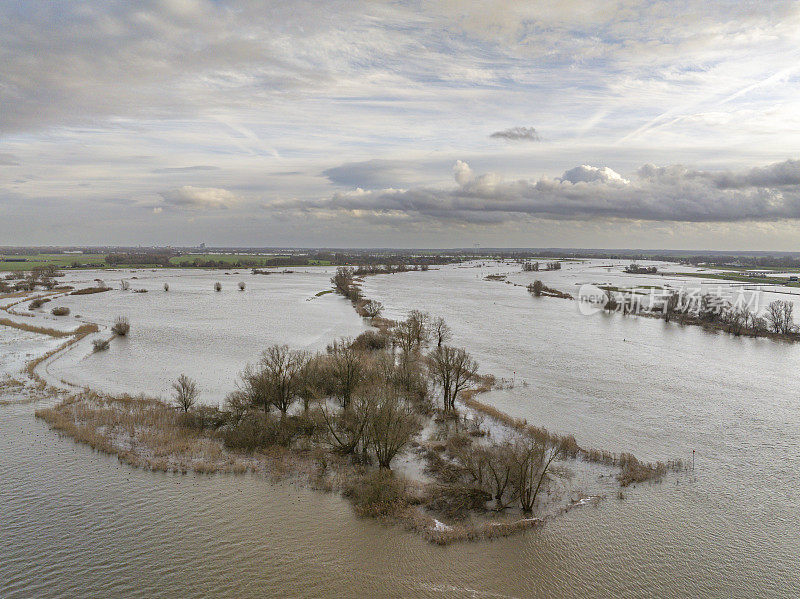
35,268,368,400
2,261,799,597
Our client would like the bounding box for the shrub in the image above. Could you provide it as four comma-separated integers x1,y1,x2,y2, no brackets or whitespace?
425,484,491,519
120,280,130,291
29,298,51,309
51,307,70,316
92,338,110,352
111,316,130,336
343,470,409,517
238,281,246,290
222,412,301,450
177,405,228,431
69,287,111,295
163,283,169,292
214,282,222,292
350,330,389,352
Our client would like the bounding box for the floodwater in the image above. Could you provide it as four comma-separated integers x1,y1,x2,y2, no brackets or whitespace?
2,262,799,597
38,268,369,400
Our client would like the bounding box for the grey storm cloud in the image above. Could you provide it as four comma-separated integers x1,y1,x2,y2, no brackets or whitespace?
490,127,540,142
265,159,800,224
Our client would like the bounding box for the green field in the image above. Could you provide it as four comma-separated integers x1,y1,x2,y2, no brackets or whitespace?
168,254,331,267
0,253,106,271
0,253,332,272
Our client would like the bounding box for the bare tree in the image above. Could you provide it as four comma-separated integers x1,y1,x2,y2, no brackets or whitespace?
163,282,169,292
368,386,420,469
431,316,452,348
239,345,309,416
511,436,561,513
120,280,130,291
331,267,355,295
214,281,222,292
238,281,246,291
360,299,384,318
320,393,374,455
663,291,679,322
393,311,430,354
172,374,199,413
604,289,619,312
427,346,478,411
296,354,326,414
529,280,543,297
326,339,370,408
407,310,430,347
765,300,795,334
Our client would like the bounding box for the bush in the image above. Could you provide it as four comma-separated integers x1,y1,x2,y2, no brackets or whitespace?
222,413,303,451
92,338,110,352
238,281,246,290
111,316,130,336
214,282,222,292
163,283,169,291
51,307,70,316
69,287,111,296
178,405,228,431
343,470,409,517
29,298,51,309
350,330,389,351
426,484,491,519
120,280,130,291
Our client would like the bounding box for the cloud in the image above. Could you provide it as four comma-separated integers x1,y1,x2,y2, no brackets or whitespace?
323,160,421,189
0,153,19,166
264,158,800,225
151,165,221,174
560,165,629,185
159,186,240,210
490,127,540,142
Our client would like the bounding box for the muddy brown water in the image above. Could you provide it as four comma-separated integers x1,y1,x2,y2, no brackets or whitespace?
2,263,799,597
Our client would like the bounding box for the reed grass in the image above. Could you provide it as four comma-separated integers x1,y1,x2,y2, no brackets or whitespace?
460,390,676,485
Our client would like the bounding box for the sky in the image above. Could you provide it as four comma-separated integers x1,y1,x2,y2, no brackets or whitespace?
3,0,800,249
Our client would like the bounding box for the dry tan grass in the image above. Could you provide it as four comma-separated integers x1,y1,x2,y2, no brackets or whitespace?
36,392,281,476
0,317,98,338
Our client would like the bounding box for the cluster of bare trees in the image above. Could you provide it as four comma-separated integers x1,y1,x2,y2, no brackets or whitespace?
212,303,483,471
521,261,560,272
658,291,796,337
221,336,425,469
438,433,562,514
354,263,429,275
3,266,62,292
522,261,540,272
